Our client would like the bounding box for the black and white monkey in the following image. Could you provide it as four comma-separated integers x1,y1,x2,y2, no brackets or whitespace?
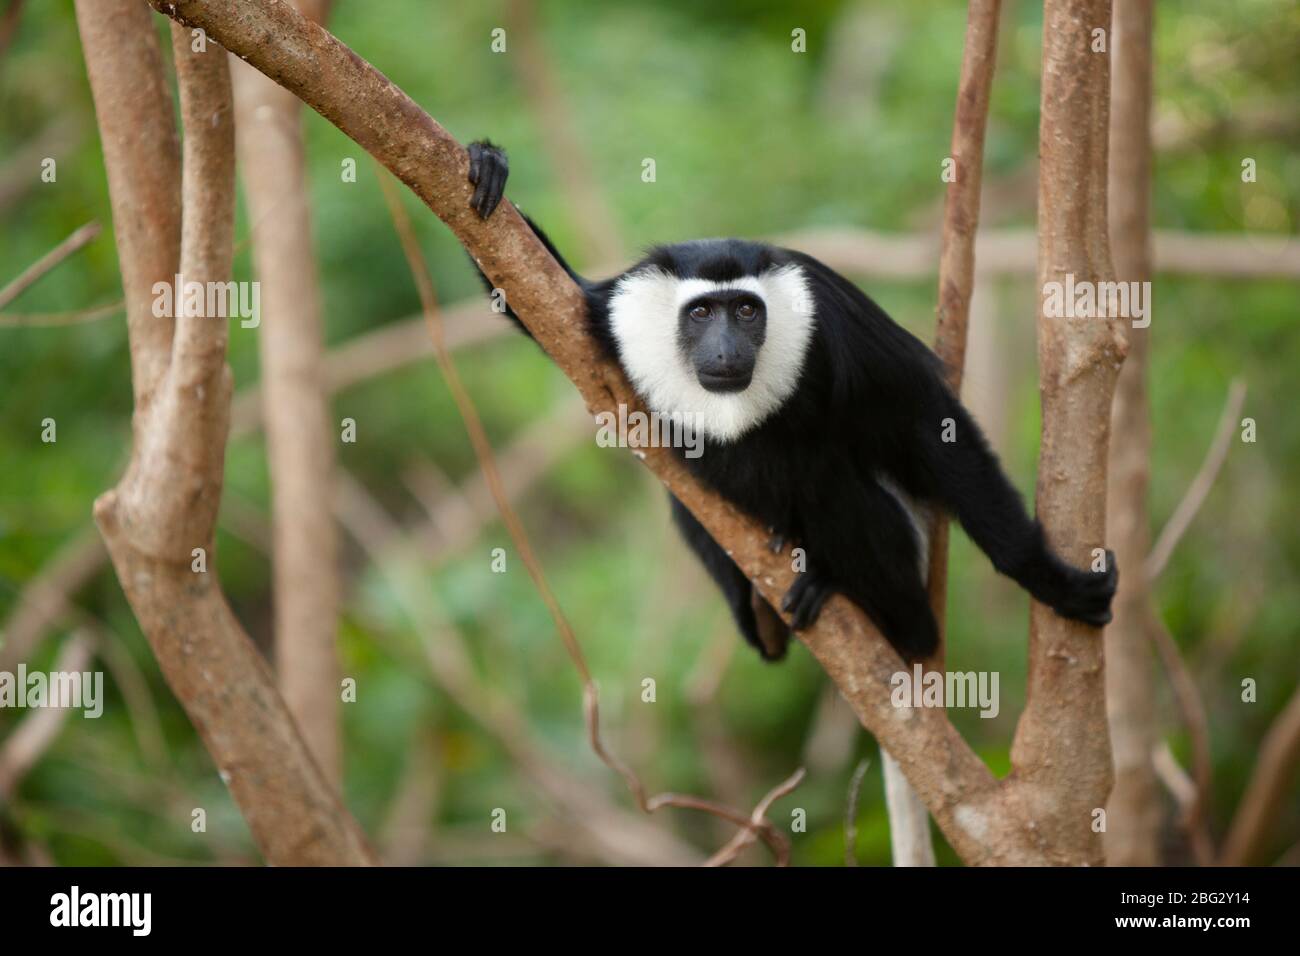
465,140,1117,662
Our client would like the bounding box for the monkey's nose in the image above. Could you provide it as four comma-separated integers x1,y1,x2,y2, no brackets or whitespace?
713,350,747,372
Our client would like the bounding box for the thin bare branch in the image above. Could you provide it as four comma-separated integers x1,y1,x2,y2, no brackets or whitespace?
1148,612,1215,864
683,625,737,708
1220,684,1300,866
1146,380,1248,581
845,757,872,867
907,0,1000,867
931,0,1000,391
0,221,102,311
379,731,441,865
2,228,1291,331
0,301,122,327
0,633,95,799
703,767,807,867
92,626,168,769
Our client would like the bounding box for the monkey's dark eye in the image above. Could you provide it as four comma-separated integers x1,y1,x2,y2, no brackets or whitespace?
689,304,711,321
736,302,757,320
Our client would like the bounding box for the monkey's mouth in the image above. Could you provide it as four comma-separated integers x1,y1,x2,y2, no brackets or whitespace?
698,371,752,393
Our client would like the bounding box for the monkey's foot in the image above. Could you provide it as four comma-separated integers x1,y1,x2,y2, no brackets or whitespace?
467,140,509,219
781,569,832,631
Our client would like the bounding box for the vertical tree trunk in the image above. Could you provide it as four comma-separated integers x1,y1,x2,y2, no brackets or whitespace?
1103,0,1161,866
230,0,341,785
1007,0,1125,866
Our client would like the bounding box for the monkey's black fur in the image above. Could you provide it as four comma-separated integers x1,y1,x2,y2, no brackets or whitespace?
465,140,1117,662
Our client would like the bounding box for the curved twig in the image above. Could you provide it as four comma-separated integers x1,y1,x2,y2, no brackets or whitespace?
1147,612,1215,863
0,221,102,310
1146,379,1248,581
1220,685,1300,866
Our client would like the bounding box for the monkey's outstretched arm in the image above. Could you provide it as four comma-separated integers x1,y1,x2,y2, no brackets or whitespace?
917,393,1117,627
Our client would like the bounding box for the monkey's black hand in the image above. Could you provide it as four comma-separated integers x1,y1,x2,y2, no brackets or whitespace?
467,140,509,219
781,568,833,631
1051,548,1119,628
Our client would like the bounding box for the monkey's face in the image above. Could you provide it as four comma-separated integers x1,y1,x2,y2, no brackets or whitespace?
607,255,814,442
679,290,767,393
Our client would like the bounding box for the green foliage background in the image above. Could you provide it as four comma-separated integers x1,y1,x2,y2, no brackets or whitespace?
1,0,1297,865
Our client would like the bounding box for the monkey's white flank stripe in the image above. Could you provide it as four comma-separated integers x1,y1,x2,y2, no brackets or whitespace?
878,473,931,580
607,266,815,442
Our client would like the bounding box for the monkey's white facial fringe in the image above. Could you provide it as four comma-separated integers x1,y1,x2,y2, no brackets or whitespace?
607,265,815,443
